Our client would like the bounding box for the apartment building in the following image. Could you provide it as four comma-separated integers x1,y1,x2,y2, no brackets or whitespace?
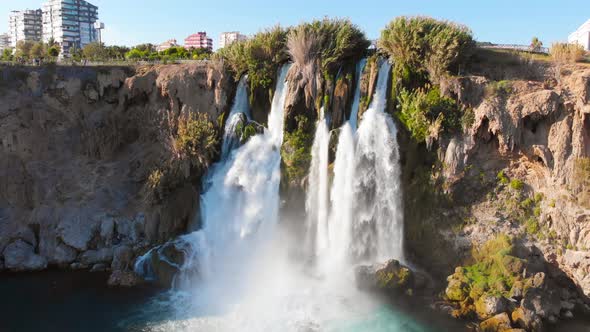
9,9,43,48
569,19,590,51
0,34,11,51
42,0,99,54
184,32,213,51
219,31,247,49
157,39,179,52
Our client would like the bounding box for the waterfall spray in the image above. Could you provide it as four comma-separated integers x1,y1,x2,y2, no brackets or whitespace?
349,58,367,132
305,108,330,257
221,75,250,158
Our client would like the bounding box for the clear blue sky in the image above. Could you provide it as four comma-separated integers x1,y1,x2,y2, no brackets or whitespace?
1,0,589,49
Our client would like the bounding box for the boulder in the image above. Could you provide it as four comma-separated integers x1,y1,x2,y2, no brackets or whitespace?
355,259,415,292
445,278,469,302
521,287,561,319
108,270,141,287
512,307,543,331
57,213,99,251
90,263,107,272
79,248,113,266
111,245,134,271
479,312,512,332
475,294,510,319
2,239,47,271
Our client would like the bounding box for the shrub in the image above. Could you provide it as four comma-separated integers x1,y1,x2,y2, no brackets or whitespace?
396,86,461,142
217,26,289,94
550,43,585,63
526,218,540,235
378,16,475,83
485,80,513,97
286,18,369,107
510,179,524,191
281,115,314,183
174,112,219,171
497,170,509,185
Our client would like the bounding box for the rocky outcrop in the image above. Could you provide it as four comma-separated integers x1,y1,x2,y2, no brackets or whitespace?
355,259,426,295
0,63,232,278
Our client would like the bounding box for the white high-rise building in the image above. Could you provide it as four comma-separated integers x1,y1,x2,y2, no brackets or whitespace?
9,9,43,48
569,19,590,51
42,0,99,55
219,31,247,49
0,34,11,51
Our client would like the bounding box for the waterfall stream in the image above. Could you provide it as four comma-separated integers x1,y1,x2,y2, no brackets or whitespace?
306,59,403,276
221,75,250,159
349,58,367,132
132,60,410,332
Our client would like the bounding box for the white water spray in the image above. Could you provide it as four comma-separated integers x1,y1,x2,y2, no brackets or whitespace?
349,58,367,132
305,108,330,257
351,60,404,262
221,75,250,159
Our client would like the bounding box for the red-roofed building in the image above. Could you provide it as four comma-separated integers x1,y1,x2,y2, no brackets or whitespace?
184,32,213,51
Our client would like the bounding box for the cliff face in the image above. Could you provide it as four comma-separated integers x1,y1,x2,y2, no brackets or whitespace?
0,63,232,281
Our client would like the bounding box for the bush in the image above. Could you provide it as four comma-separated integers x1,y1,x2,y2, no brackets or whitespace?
217,26,289,94
396,86,461,142
378,16,475,83
550,43,585,63
485,80,513,97
510,179,524,191
174,112,219,170
497,170,509,185
281,115,314,183
287,18,369,107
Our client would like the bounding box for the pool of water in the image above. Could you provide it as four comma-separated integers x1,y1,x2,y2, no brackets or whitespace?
1,271,588,332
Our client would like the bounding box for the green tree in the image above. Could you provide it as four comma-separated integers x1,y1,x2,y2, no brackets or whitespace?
15,40,35,60
47,45,60,58
82,42,107,61
1,48,13,61
125,48,143,60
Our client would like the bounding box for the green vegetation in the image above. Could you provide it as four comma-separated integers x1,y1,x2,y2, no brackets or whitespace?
11,40,61,62
510,179,524,191
445,235,532,318
125,44,211,62
217,26,289,95
396,86,461,142
377,17,474,144
485,80,513,97
144,112,219,204
550,42,586,63
496,170,509,185
378,16,475,84
287,18,369,75
281,115,315,184
235,122,259,144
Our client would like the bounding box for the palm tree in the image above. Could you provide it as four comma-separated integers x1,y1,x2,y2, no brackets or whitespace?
530,37,543,52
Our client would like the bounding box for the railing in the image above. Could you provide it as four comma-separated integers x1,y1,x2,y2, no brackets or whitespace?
479,43,549,54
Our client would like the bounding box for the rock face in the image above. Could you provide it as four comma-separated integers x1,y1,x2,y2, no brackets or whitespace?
0,64,232,275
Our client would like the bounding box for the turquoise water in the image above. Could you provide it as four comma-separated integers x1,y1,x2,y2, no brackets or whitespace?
1,271,588,332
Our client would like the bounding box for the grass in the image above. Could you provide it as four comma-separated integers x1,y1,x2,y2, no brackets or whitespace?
550,42,586,63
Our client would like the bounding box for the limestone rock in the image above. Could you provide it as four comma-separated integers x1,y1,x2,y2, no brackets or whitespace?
475,294,510,320
355,259,415,292
108,270,141,287
111,245,134,271
80,248,113,266
3,239,47,271
511,307,543,331
562,250,590,297
479,312,512,332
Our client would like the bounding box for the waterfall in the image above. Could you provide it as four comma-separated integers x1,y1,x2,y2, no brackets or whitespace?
221,75,250,159
349,58,367,132
308,60,403,273
198,64,290,266
326,122,355,268
135,65,291,287
305,109,330,257
351,60,404,262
